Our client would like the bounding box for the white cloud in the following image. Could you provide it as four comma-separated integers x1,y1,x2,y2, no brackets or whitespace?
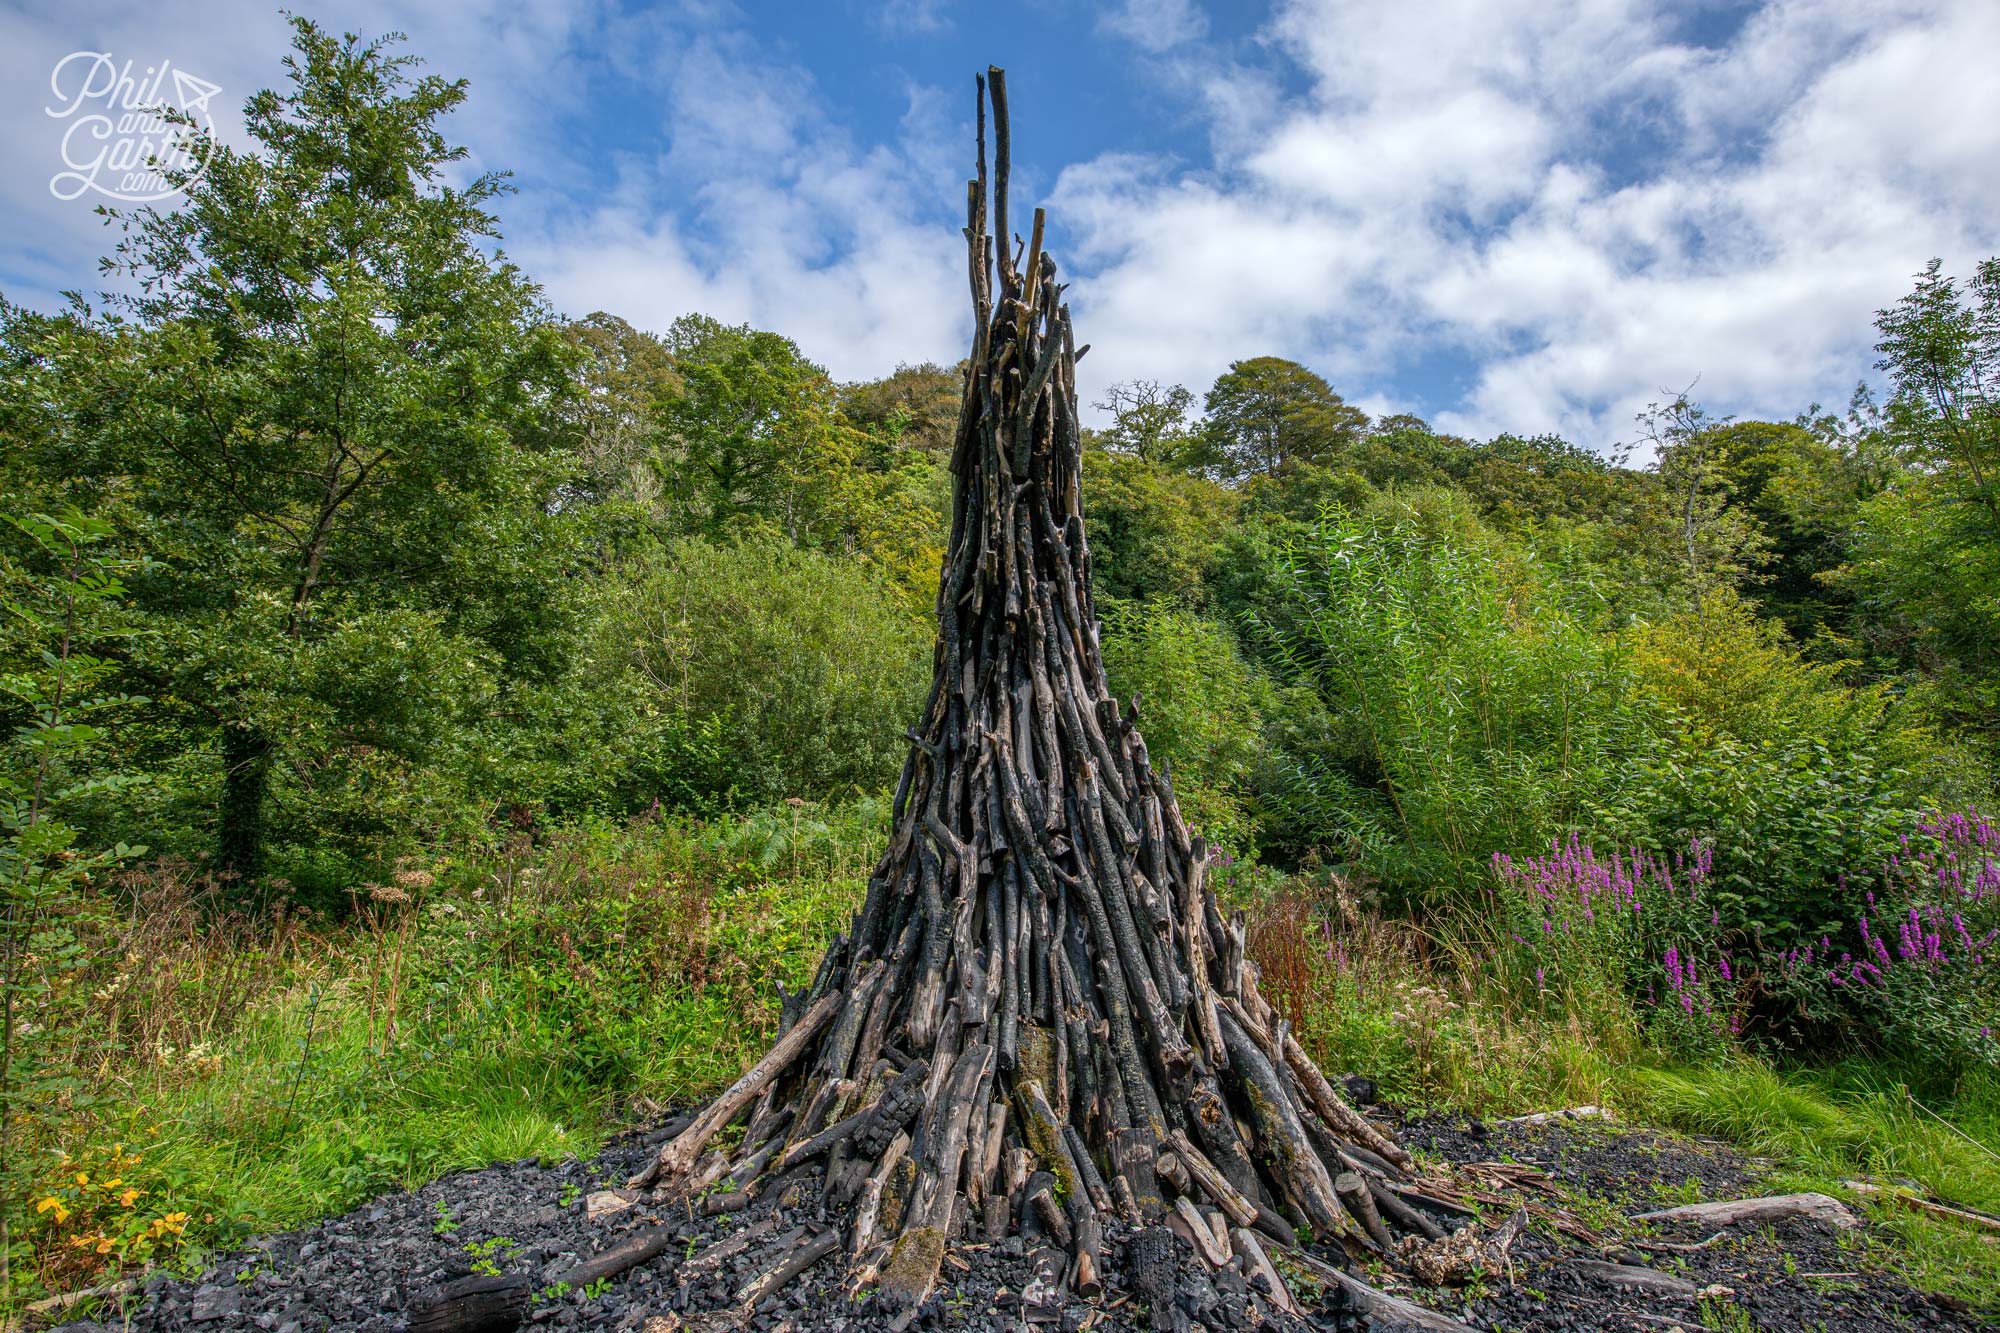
875,0,950,36
5,0,1997,445
1057,0,2000,450
1098,0,1210,54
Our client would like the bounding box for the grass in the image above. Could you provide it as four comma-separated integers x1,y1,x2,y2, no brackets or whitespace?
10,809,870,1306
1618,1059,2000,1311
13,808,2000,1318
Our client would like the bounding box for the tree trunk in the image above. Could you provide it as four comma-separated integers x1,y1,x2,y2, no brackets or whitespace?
217,718,271,886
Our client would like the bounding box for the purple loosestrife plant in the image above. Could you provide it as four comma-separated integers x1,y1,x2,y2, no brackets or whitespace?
1772,806,2000,1070
1490,834,1738,1057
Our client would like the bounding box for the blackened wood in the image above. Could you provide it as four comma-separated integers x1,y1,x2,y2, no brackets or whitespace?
553,1225,679,1289
406,1275,530,1333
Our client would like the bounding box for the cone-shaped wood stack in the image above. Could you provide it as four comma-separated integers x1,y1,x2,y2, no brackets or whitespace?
627,67,1438,1314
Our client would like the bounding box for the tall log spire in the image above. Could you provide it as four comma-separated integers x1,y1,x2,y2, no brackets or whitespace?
624,66,1432,1317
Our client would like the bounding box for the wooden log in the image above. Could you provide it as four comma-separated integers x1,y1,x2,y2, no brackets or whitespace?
1842,1180,2000,1233
1125,1226,1178,1332
1113,1127,1161,1219
1163,1129,1257,1228
1387,1180,1479,1218
1335,1171,1394,1249
736,1227,841,1306
1569,1259,1699,1297
552,1224,680,1290
908,1042,992,1230
1277,1025,1416,1174
633,992,841,1189
850,1130,912,1256
1216,1006,1346,1236
1228,1227,1298,1317
1299,1258,1483,1333
1368,1175,1444,1240
699,1189,752,1217
877,1224,949,1310
1022,1170,1072,1247
1498,1104,1611,1126
406,1275,531,1333
1291,1245,1494,1331
1172,1196,1231,1267
683,1216,777,1275
1632,1192,1860,1230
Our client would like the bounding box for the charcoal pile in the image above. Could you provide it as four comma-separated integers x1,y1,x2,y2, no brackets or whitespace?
59,1107,1469,1333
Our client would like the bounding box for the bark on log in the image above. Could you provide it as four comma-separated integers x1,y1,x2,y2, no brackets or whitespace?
406,1276,531,1333
1631,1193,1860,1230
736,1228,842,1306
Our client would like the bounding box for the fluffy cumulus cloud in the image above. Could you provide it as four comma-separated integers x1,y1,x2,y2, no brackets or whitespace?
0,0,968,381
1062,0,2000,446
4,0,1997,445
504,26,970,381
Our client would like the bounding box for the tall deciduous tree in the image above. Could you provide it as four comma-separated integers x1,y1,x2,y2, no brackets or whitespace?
1092,379,1200,468
1842,258,2000,731
1202,356,1369,480
9,18,580,882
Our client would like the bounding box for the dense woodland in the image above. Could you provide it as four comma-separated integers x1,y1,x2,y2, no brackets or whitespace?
4,19,1998,1311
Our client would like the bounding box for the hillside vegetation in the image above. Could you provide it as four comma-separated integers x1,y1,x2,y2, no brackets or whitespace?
4,19,1997,1315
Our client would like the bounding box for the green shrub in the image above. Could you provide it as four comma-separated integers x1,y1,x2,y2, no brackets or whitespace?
1101,602,1274,850
1251,493,1637,901
601,537,929,806
1601,597,1965,944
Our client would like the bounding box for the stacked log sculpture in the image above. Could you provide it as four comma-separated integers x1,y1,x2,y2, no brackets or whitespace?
612,66,1461,1318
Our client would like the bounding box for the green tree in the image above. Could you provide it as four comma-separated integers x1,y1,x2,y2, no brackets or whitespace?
1875,258,2000,541
1635,394,1771,603
1202,357,1369,480
1092,380,1202,468
1101,603,1275,849
841,362,963,456
1081,447,1235,608
560,312,681,507
4,19,581,881
1250,491,1637,897
650,317,945,598
1845,258,2000,738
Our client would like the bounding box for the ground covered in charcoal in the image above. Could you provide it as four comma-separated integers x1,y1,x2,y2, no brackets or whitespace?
43,1108,1995,1333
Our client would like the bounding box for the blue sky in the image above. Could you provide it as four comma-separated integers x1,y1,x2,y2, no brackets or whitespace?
5,0,1997,452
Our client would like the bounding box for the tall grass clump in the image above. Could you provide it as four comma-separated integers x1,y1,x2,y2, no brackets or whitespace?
1244,874,1629,1115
